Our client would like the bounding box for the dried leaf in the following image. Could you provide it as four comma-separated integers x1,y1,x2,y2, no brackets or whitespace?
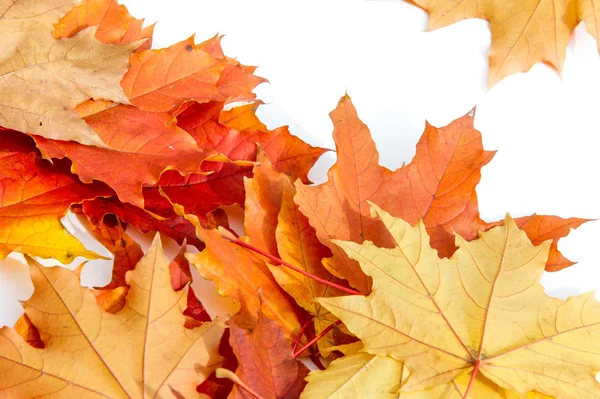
0,235,226,398
52,0,154,50
295,95,584,293
0,130,110,262
228,309,309,399
144,101,326,220
34,101,229,209
186,226,302,341
318,202,600,398
0,0,138,146
408,0,600,86
120,36,225,113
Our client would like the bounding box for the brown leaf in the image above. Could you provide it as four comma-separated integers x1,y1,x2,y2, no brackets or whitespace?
187,225,303,341
228,309,309,399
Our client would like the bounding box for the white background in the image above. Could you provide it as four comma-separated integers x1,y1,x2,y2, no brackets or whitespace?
1,0,599,328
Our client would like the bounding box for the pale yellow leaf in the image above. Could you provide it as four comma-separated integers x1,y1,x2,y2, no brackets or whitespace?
318,202,600,398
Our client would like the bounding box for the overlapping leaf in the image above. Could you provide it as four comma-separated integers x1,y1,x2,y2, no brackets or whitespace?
318,203,600,398
144,101,327,220
186,224,303,342
244,150,345,351
295,95,587,293
34,100,232,208
227,309,309,399
52,0,154,50
0,130,110,263
0,235,226,398
0,0,138,146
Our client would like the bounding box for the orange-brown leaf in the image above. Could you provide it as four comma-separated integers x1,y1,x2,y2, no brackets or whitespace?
13,314,43,349
120,36,225,113
512,215,591,272
0,130,111,263
383,109,495,258
52,0,154,51
244,151,342,351
186,227,302,341
170,240,193,292
228,309,309,399
86,214,143,290
294,95,400,293
143,101,326,220
34,102,221,208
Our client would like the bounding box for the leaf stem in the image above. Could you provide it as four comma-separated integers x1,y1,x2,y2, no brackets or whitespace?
463,360,481,399
294,320,342,357
215,368,265,399
293,317,315,353
222,233,361,296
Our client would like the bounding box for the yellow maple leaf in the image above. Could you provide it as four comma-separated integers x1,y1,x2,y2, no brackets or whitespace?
408,0,600,86
0,0,138,147
0,234,225,398
317,202,600,398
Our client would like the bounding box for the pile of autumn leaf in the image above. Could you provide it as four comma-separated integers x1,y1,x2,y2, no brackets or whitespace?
1,1,600,399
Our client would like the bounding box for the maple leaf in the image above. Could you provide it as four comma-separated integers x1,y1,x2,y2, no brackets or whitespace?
508,215,592,272
194,35,268,104
143,101,326,220
226,309,309,399
52,0,154,50
301,343,404,399
295,95,586,293
120,36,226,113
244,150,347,352
0,0,138,147
406,0,600,86
0,234,226,398
186,225,303,342
318,202,600,398
34,100,233,209
0,130,110,263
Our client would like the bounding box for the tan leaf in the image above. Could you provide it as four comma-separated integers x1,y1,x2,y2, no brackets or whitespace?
0,0,138,146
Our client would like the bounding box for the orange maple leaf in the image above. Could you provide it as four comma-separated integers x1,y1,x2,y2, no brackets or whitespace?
52,0,154,51
295,95,587,293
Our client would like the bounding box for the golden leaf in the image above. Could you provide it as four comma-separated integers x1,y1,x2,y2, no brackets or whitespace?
0,234,225,398
318,202,600,398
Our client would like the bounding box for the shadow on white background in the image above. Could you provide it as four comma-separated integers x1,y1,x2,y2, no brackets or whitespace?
1,1,599,331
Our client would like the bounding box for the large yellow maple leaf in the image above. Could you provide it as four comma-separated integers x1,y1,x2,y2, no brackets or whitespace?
0,235,225,398
407,0,600,86
0,0,137,147
317,202,600,398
